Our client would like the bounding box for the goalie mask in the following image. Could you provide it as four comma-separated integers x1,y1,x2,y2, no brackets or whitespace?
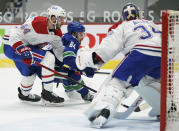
122,3,140,21
47,5,66,28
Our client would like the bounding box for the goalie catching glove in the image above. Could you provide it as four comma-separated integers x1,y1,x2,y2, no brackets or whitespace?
76,48,104,70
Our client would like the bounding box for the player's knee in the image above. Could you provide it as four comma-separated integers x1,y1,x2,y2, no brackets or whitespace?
42,51,55,66
46,51,55,63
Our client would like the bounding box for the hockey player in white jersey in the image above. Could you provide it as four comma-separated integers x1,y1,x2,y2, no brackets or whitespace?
76,3,161,128
107,8,161,118
3,5,66,104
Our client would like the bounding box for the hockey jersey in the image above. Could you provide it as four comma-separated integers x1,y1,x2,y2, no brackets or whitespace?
107,22,122,35
3,16,64,61
96,19,161,62
62,33,80,70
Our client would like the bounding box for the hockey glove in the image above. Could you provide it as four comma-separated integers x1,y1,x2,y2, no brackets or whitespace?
17,46,33,66
22,58,33,66
82,67,95,78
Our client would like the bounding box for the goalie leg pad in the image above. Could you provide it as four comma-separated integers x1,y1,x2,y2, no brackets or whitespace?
85,78,128,128
135,76,161,117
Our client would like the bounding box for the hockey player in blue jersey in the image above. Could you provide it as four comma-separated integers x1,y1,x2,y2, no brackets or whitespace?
76,3,162,128
55,21,95,102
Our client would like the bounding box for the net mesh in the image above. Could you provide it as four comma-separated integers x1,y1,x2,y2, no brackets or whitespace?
166,10,179,131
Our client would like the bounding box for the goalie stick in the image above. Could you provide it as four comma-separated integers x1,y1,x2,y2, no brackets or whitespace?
94,71,110,75
134,102,150,112
114,96,143,119
122,102,150,112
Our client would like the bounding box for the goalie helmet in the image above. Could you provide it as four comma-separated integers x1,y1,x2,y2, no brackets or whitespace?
122,3,140,21
67,22,85,34
47,5,66,19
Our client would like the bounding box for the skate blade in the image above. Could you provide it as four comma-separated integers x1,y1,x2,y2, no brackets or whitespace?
83,100,93,104
41,99,64,107
19,100,41,106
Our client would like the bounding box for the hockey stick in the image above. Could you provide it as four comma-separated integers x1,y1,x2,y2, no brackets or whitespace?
134,102,150,112
63,64,110,75
114,96,143,119
94,71,110,75
50,62,148,113
35,62,97,93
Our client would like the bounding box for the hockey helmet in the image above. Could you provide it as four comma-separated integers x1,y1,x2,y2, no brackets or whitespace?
67,22,85,34
47,5,66,19
122,3,140,21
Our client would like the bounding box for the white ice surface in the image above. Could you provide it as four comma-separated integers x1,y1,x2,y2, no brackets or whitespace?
0,68,160,131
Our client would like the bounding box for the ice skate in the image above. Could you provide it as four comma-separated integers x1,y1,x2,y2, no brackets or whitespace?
41,89,64,106
65,90,82,100
81,91,94,102
18,87,41,102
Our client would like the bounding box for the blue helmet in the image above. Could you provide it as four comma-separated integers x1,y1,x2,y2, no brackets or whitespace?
67,22,85,34
122,3,140,21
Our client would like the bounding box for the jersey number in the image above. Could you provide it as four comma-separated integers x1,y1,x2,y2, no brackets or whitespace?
69,42,76,49
134,25,161,40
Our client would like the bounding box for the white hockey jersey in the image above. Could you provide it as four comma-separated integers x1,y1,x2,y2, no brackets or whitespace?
96,19,161,62
4,16,64,61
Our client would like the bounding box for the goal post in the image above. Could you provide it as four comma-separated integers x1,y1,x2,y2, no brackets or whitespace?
161,10,179,131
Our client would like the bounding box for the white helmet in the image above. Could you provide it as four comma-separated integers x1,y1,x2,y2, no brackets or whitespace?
47,5,66,19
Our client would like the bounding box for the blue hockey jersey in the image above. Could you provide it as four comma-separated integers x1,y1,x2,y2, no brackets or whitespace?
62,33,80,70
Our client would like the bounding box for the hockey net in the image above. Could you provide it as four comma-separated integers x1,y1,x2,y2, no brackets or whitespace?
161,10,179,131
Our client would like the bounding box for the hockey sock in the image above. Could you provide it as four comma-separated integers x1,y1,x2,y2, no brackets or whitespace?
42,74,54,92
20,84,33,96
20,74,36,96
41,52,55,92
63,80,85,92
77,87,88,95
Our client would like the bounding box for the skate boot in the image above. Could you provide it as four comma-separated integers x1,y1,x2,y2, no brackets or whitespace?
41,89,64,104
81,91,94,102
89,108,110,128
18,87,41,102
